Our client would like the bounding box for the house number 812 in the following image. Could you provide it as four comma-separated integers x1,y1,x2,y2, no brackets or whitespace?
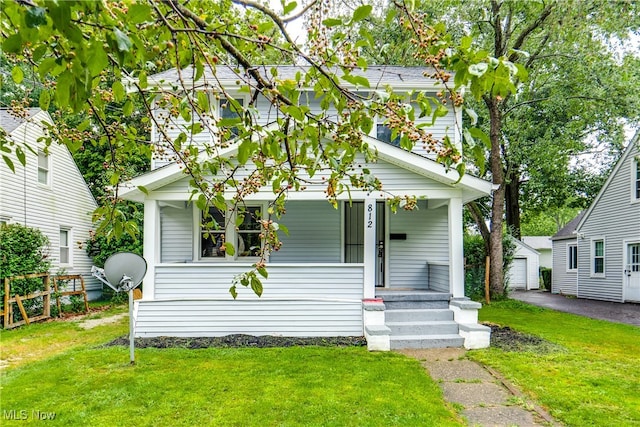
367,204,373,228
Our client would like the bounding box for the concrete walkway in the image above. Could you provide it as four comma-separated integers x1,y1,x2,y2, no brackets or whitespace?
510,290,640,326
400,348,557,427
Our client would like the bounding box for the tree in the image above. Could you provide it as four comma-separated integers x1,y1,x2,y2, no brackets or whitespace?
366,0,640,295
3,0,495,296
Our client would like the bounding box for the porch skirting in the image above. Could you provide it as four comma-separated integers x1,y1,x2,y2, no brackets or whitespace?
133,298,363,338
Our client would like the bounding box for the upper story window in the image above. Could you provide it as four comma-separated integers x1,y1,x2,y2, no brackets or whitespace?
60,228,71,265
219,98,244,139
376,123,400,147
200,203,263,260
38,149,50,185
592,238,605,276
567,243,578,272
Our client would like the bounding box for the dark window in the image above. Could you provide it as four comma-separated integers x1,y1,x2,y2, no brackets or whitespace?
376,124,400,147
593,240,604,274
568,244,578,271
201,207,226,258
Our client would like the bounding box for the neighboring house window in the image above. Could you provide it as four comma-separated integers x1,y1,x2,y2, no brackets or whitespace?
567,243,578,272
592,239,605,276
200,204,263,259
60,228,71,265
38,149,50,185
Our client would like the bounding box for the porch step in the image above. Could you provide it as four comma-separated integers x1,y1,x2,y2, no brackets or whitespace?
386,320,459,336
378,291,451,310
385,308,453,323
390,334,465,349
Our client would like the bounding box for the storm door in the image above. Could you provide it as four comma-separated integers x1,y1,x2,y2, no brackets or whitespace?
344,201,386,287
625,242,640,302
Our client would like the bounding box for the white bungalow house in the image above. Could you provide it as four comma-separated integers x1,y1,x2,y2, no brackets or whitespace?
0,108,100,298
551,130,640,302
119,66,493,350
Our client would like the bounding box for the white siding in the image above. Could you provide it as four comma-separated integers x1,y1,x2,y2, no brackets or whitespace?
428,263,450,293
270,201,341,263
134,263,363,337
507,241,540,290
577,142,640,302
388,205,449,289
0,111,100,298
551,238,578,295
160,204,193,262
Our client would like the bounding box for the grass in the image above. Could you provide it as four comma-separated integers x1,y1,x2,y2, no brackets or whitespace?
1,314,462,427
468,299,640,426
0,303,128,369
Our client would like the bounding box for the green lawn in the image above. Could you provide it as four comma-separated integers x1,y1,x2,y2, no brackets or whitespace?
1,317,462,427
468,299,640,427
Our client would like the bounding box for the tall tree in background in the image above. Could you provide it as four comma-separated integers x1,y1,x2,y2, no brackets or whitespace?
369,0,640,294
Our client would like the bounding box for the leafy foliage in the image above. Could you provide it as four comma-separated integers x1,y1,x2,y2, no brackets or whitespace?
464,231,515,300
0,223,51,311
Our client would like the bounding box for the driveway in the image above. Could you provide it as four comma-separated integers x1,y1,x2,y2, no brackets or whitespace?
510,290,640,327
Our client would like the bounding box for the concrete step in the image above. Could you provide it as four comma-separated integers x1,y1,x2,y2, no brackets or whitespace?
384,300,450,310
390,334,465,349
386,320,459,336
385,308,454,323
376,290,451,302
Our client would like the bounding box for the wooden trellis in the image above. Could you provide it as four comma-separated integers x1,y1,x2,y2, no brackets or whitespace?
3,273,51,329
52,274,89,316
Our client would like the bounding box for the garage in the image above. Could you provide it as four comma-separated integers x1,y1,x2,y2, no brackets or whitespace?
507,239,540,290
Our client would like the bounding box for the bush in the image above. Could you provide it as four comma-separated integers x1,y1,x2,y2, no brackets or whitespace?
0,224,51,313
540,267,552,290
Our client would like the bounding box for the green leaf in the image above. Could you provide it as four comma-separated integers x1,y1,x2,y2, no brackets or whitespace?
237,139,254,165
137,185,149,195
257,267,268,279
25,7,47,28
229,285,238,299
112,81,125,102
3,34,22,54
11,66,24,84
138,71,148,89
465,108,478,126
127,3,152,24
3,155,15,173
197,91,210,112
250,275,263,296
341,74,370,88
322,18,343,27
224,242,235,256
39,90,51,111
15,146,26,167
113,28,132,52
352,5,372,23
283,1,297,15
469,63,488,77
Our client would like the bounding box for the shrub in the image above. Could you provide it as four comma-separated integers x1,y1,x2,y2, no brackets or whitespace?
464,231,516,301
540,267,552,290
0,224,51,313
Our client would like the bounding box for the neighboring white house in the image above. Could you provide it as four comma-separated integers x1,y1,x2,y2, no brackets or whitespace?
0,109,101,299
551,130,640,302
550,212,584,296
574,131,640,302
522,236,552,268
120,66,494,350
508,239,540,290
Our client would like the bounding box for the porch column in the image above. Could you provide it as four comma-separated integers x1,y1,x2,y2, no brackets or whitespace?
142,199,159,300
448,197,465,298
363,197,377,298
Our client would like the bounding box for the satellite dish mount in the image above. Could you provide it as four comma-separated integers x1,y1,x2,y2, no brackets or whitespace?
92,252,147,364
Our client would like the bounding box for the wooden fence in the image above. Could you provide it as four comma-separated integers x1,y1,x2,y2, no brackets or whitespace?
1,273,88,329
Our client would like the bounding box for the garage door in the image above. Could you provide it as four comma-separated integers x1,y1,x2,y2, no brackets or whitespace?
510,258,527,289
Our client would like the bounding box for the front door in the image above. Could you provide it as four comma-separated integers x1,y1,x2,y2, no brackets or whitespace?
344,201,386,287
624,242,640,302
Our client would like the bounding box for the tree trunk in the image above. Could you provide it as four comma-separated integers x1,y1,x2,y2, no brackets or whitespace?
486,97,505,296
505,169,521,239
466,201,490,254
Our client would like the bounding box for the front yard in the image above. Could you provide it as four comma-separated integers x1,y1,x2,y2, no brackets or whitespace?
470,300,640,426
2,300,639,426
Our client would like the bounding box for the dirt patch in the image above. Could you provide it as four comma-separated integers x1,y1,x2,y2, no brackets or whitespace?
104,335,367,349
485,323,565,354
78,313,128,329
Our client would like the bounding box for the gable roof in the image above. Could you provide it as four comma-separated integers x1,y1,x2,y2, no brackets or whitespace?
118,129,492,204
0,108,44,134
551,211,585,241
139,65,445,92
512,238,540,255
576,130,639,231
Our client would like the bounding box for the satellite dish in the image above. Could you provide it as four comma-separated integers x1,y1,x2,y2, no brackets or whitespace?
104,252,147,291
